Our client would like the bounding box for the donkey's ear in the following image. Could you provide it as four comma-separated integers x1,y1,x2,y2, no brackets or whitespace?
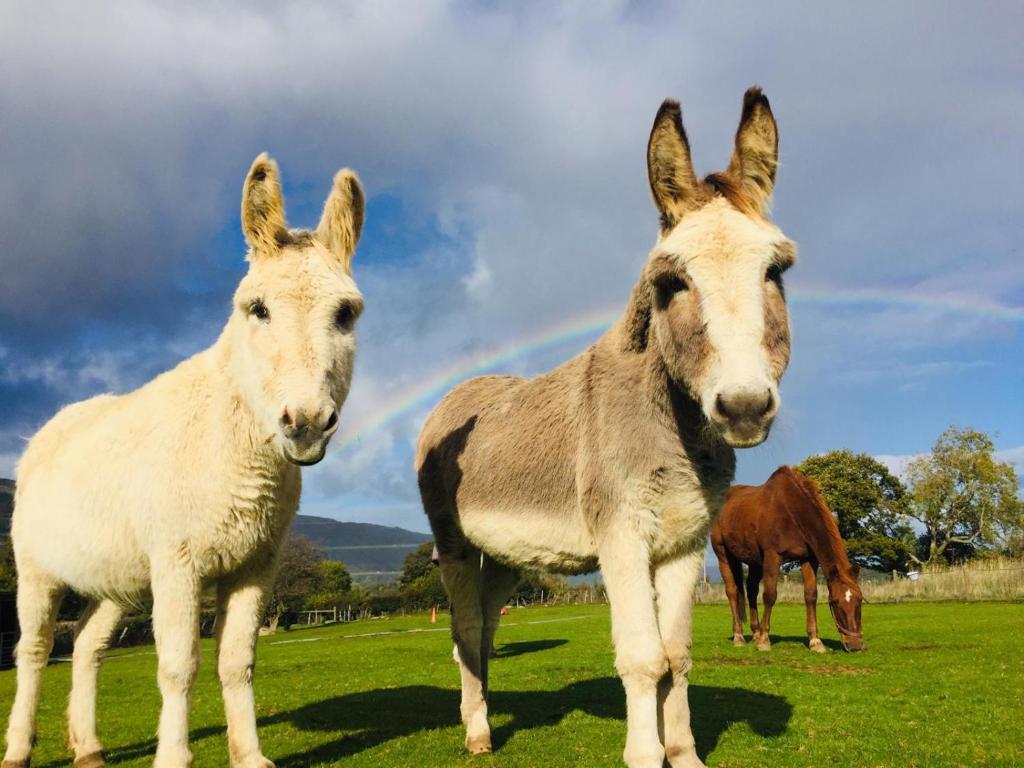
316,169,364,272
726,87,778,213
241,153,289,255
647,99,700,233
622,278,653,353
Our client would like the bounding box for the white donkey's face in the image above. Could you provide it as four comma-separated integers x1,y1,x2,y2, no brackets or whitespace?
636,88,796,447
230,154,365,466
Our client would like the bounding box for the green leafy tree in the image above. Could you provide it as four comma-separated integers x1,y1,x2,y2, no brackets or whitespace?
317,560,352,596
906,426,1022,567
266,535,324,632
400,542,436,587
796,450,915,572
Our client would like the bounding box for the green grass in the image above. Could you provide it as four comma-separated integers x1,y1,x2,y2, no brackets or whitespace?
2,602,1022,767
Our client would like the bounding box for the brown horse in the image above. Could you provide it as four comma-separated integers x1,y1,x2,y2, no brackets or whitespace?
710,466,864,652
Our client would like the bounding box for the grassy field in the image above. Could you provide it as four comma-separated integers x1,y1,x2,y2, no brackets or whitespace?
1,602,1021,767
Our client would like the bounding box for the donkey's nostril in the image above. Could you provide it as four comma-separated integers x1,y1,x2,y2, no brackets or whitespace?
322,410,339,433
715,388,774,424
280,406,296,431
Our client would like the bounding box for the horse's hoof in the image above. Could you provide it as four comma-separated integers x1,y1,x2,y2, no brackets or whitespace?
755,641,771,652
808,639,827,654
732,635,746,646
466,736,492,755
74,752,105,768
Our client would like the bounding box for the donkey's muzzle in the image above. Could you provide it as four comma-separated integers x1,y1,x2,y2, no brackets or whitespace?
280,404,339,465
710,386,778,447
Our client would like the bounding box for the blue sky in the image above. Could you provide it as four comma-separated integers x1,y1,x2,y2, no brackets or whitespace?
0,2,1021,533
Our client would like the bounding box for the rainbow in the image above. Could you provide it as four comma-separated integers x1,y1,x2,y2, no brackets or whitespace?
337,286,1023,451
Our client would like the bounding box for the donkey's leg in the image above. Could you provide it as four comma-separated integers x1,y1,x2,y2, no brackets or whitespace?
3,557,64,768
599,534,666,768
151,567,201,768
745,564,763,648
756,554,781,652
67,599,123,768
479,555,519,695
653,549,707,768
801,560,825,653
440,551,491,754
718,552,746,646
215,565,276,768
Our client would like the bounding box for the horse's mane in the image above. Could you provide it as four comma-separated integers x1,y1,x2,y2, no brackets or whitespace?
772,466,856,582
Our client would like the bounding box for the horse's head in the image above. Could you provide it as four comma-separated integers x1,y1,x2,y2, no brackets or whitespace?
626,87,795,448
828,563,865,651
229,154,364,466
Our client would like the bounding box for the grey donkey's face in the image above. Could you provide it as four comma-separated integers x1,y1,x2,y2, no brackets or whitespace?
641,88,795,448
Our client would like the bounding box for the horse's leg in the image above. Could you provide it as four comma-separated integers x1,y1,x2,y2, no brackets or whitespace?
479,555,519,694
599,532,666,768
440,550,491,754
745,563,763,648
67,599,123,768
718,552,746,645
757,554,781,652
801,559,825,653
653,549,707,768
214,565,276,768
151,566,201,768
2,556,64,768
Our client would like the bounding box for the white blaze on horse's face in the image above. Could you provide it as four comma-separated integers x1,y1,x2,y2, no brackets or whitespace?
644,89,796,448
230,154,365,466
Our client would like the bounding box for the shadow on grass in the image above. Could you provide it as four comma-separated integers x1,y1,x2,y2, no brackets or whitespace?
729,634,846,652
265,678,791,766
62,677,790,766
494,638,569,658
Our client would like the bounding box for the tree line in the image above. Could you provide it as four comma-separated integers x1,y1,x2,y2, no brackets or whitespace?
798,426,1022,572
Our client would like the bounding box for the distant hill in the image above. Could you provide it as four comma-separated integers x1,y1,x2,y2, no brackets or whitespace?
291,515,432,578
0,479,430,581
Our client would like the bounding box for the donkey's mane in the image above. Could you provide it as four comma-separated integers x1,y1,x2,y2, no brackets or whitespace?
772,466,855,580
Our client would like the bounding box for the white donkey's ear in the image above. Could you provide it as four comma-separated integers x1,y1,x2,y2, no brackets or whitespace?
726,87,778,214
241,153,288,255
316,169,364,272
647,99,700,233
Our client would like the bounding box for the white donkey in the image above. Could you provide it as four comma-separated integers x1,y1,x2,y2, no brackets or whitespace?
417,88,795,768
3,154,364,768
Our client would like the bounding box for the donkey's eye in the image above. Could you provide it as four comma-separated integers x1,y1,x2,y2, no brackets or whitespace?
765,264,783,285
658,275,688,295
335,303,357,331
248,299,270,322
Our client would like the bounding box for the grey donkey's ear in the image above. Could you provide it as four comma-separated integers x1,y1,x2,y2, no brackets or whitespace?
647,99,700,233
726,87,778,214
622,279,653,353
241,153,288,255
316,169,364,272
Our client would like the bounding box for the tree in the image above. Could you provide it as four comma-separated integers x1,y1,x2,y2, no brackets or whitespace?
906,426,1022,567
796,450,915,572
400,542,436,587
318,560,352,596
266,536,324,632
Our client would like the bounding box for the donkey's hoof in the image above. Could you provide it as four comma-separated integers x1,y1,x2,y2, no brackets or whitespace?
74,752,106,768
2,760,31,768
231,757,275,768
808,638,827,654
465,735,492,755
666,744,706,768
